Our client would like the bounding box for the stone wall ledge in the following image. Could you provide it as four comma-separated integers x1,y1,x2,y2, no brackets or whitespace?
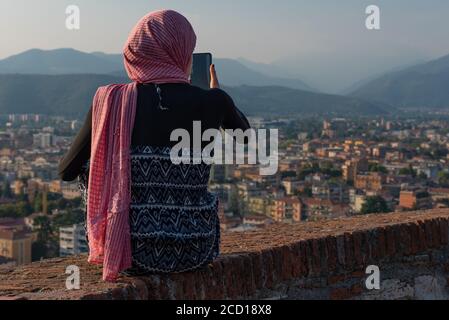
1,209,449,300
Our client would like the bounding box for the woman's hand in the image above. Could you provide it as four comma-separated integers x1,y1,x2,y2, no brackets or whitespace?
210,64,220,89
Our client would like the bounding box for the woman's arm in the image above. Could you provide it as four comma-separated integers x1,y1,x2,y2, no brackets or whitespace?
208,64,250,131
216,89,250,131
58,107,92,181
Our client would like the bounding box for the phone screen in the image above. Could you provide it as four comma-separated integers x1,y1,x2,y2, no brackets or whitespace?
191,53,212,90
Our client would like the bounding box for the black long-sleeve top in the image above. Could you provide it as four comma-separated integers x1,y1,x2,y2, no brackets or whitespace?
58,83,250,181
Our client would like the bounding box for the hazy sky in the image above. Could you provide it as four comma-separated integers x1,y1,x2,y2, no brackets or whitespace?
1,0,448,92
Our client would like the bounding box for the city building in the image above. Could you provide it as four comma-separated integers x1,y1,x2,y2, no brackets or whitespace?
281,178,300,196
355,172,385,192
0,218,33,266
33,133,54,149
399,189,433,210
59,224,88,257
342,158,369,183
271,197,302,223
61,181,81,199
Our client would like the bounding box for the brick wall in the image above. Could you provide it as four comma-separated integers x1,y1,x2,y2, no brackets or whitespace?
1,209,449,300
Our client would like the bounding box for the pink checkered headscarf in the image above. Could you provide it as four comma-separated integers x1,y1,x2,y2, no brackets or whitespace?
87,10,197,281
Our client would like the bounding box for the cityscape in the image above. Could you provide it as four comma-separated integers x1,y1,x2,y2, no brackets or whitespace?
2,110,449,270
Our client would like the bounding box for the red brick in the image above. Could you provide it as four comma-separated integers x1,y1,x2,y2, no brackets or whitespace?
203,263,226,300
261,250,274,289
443,262,449,273
344,233,354,269
303,240,314,276
231,255,246,298
352,231,363,267
318,238,329,273
130,279,149,300
409,222,420,254
429,219,440,248
350,283,363,296
299,240,310,276
372,227,386,260
280,246,293,281
159,276,172,300
335,234,346,267
141,276,162,300
385,226,396,257
350,270,365,278
328,274,347,285
168,274,184,299
440,218,449,245
289,243,302,278
329,284,364,300
417,220,427,250
365,230,376,260
0,296,27,300
111,287,126,300
393,224,405,256
271,248,284,283
182,272,198,300
424,220,434,248
249,252,263,289
399,224,412,256
325,236,338,272
311,239,321,275
330,287,352,300
3,209,449,301
299,241,309,276
80,292,110,300
240,254,256,297
221,257,238,299
377,227,387,258
360,231,370,264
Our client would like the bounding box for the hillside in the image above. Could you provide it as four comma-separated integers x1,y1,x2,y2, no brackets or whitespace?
349,54,449,108
0,74,391,118
0,48,312,91
0,74,126,118
226,85,391,116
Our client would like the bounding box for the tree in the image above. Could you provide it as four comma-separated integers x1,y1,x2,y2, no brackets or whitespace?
369,163,388,174
0,201,33,218
418,172,428,180
1,179,12,199
399,165,416,177
438,171,449,187
34,192,43,212
281,171,297,179
52,209,85,229
360,196,390,215
229,188,241,218
33,216,54,243
301,187,313,198
32,216,58,259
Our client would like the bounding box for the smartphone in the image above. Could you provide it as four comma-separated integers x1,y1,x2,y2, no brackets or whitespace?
191,53,212,90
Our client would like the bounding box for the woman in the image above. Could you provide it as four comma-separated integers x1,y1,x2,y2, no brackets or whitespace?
58,10,249,281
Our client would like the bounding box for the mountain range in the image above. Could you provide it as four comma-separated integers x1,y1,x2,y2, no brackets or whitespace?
0,74,391,119
0,48,313,91
0,48,448,117
349,53,449,108
0,48,393,117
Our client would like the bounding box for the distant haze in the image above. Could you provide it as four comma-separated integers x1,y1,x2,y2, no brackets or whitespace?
0,0,448,93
